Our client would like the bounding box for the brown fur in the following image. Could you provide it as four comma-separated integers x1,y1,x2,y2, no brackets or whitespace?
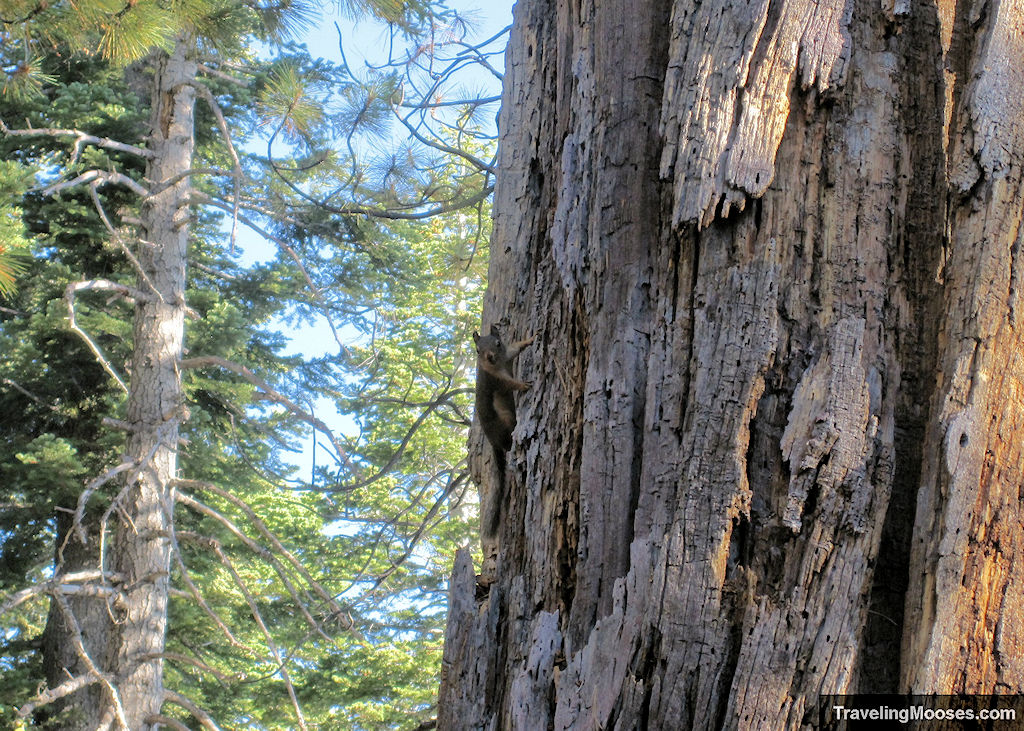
473,325,532,536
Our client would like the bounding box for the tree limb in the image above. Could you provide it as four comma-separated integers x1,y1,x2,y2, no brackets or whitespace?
163,689,223,730
65,280,137,393
44,169,150,198
0,118,152,160
193,82,243,251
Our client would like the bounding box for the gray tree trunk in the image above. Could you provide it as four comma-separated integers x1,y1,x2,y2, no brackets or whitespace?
97,38,194,729
440,0,1024,727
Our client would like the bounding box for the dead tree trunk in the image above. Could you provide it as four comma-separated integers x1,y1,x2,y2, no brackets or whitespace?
440,0,1024,727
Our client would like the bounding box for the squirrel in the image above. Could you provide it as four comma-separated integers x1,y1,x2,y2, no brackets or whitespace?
473,325,533,538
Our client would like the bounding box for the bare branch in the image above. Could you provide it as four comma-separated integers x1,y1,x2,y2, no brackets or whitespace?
332,388,469,493
64,279,141,393
2,377,60,411
0,570,116,617
145,714,191,731
400,93,501,110
196,63,249,87
16,674,100,719
67,460,135,547
87,185,166,302
174,492,332,640
169,538,248,649
43,592,129,729
175,478,351,628
187,191,350,353
43,169,150,198
0,118,152,160
193,82,243,251
156,653,234,684
202,536,309,731
393,110,495,174
164,689,223,731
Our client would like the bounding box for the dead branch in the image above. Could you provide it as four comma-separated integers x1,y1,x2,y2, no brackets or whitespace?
44,169,150,198
203,536,309,731
196,63,250,87
164,504,248,649
164,689,222,731
0,570,118,617
155,653,234,684
193,82,243,252
2,377,60,411
48,592,129,729
331,388,468,493
91,425,173,602
64,279,146,393
0,118,153,161
68,460,136,547
187,191,351,354
393,110,496,174
87,185,165,302
175,478,350,628
174,492,331,641
16,674,99,719
145,714,190,731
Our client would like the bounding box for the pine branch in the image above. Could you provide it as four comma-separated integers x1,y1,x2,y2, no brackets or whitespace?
393,109,495,174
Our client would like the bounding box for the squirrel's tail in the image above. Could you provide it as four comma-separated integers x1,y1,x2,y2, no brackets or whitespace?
480,448,506,540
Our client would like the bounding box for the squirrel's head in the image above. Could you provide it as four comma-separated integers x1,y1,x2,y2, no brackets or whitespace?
473,326,504,365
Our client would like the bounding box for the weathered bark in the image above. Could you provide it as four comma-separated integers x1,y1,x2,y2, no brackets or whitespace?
441,0,1024,726
99,39,195,729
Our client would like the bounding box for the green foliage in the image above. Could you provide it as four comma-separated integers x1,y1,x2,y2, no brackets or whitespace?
0,160,33,295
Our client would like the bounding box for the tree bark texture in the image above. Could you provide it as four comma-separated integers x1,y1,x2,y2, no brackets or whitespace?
99,39,195,729
440,0,1024,727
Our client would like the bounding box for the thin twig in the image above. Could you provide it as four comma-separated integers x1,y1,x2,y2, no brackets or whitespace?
207,538,309,731
175,492,332,640
175,478,351,628
87,185,165,302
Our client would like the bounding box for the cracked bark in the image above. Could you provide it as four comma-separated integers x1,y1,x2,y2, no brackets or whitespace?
440,0,1024,728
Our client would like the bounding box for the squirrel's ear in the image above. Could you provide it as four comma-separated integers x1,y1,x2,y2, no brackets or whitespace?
472,331,480,343
489,324,500,336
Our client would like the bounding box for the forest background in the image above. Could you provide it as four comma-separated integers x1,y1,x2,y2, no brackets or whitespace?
0,0,509,728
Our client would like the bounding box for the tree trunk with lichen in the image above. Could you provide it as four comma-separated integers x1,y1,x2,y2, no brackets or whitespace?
439,0,1024,727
